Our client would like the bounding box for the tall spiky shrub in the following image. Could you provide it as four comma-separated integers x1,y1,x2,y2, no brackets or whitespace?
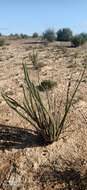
2,64,85,144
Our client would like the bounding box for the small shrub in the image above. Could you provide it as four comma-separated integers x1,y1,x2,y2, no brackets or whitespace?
43,29,56,42
2,63,85,144
0,38,5,46
36,80,57,91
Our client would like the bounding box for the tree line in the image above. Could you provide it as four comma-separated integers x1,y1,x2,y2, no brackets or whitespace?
42,28,87,47
1,28,87,47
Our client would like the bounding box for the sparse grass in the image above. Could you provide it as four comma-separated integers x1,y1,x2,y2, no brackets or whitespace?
29,49,45,70
2,61,85,144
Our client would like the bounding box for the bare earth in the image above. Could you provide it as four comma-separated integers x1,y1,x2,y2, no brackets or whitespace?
0,39,87,189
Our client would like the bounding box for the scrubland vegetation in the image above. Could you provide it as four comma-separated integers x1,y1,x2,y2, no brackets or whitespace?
1,27,87,47
2,54,86,144
0,29,87,189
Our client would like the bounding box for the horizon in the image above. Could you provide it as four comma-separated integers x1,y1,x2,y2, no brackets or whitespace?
0,0,87,35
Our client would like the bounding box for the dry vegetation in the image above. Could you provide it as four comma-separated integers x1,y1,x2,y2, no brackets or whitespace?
0,38,87,189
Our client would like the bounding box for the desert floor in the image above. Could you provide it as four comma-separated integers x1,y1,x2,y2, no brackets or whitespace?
0,39,87,189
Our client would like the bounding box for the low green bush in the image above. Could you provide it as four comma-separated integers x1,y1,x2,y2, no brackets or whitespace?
36,80,57,91
0,38,5,46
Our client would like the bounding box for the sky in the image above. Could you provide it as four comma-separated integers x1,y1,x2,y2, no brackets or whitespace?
0,0,87,35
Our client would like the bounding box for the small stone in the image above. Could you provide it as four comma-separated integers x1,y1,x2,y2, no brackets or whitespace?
6,89,13,96
33,162,38,171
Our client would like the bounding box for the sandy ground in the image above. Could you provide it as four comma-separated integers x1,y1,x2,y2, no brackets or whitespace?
0,39,87,189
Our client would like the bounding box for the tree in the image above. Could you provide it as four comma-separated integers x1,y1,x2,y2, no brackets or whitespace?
20,33,28,38
79,33,87,41
43,29,56,42
32,32,38,38
57,28,73,41
72,33,87,47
